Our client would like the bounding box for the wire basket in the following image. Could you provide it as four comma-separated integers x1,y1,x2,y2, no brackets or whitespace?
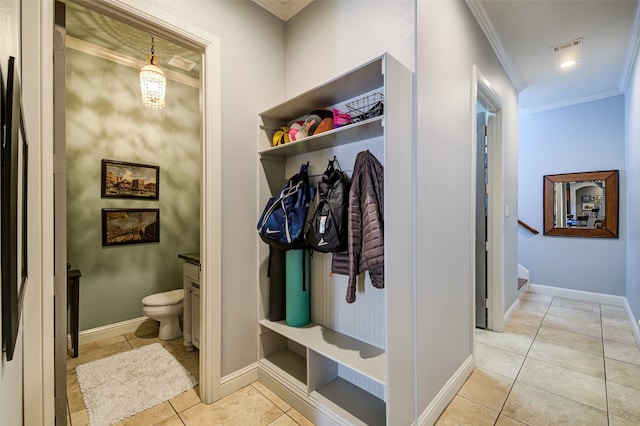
345,93,384,123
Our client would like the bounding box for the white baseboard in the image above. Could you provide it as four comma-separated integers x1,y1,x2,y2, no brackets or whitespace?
417,355,474,425
68,316,155,348
529,284,627,307
220,363,259,398
505,298,520,326
624,300,640,349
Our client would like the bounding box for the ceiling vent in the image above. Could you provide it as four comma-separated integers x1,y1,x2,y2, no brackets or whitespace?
168,55,197,72
550,37,583,53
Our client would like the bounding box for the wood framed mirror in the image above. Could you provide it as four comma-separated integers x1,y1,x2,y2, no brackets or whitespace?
543,170,619,238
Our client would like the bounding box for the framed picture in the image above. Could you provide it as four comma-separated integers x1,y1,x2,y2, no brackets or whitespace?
2,56,28,362
581,195,591,202
101,159,159,199
102,208,160,246
582,203,595,211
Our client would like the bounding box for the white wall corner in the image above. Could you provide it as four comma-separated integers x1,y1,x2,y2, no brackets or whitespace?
416,355,474,425
220,363,259,398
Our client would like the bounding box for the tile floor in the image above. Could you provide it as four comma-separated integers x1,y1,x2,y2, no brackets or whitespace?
68,293,640,426
66,320,314,425
437,293,640,425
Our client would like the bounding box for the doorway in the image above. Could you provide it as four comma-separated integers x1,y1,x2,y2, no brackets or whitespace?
51,2,223,423
472,65,505,332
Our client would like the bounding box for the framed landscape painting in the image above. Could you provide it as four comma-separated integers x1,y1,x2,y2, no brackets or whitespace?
102,208,160,246
101,159,159,199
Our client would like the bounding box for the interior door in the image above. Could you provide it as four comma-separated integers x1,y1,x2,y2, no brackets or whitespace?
475,109,488,329
53,2,68,423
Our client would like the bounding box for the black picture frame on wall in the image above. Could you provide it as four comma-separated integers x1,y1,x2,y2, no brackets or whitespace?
2,56,28,362
101,159,159,200
102,208,160,246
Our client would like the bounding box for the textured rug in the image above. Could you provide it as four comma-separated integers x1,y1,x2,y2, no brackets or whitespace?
75,343,197,426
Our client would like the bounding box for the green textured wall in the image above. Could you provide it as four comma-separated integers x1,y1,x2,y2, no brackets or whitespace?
66,48,200,331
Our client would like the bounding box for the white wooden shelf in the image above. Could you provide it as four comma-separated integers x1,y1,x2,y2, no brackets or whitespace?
259,319,386,386
258,117,383,158
311,377,386,426
260,349,307,389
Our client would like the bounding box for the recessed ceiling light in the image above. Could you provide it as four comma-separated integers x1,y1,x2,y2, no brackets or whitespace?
560,60,577,69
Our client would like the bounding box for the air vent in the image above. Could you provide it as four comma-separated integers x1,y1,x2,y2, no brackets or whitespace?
168,55,197,72
550,37,583,53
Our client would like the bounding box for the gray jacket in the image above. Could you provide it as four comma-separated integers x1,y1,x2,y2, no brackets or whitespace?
331,150,384,303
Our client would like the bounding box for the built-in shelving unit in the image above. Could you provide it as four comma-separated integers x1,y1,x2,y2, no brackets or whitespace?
257,53,414,425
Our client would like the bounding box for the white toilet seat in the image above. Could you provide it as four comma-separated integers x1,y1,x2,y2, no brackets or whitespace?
142,289,184,340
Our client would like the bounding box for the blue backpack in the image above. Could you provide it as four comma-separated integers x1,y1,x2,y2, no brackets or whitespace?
258,164,313,250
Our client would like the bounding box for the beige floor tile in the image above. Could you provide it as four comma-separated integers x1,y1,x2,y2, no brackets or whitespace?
542,313,602,338
502,382,608,426
535,325,603,356
268,414,299,425
156,414,186,425
601,304,629,319
504,317,540,338
603,325,637,346
602,315,634,331
70,408,89,426
550,297,601,314
435,395,498,425
170,388,201,413
510,309,545,327
520,292,553,304
67,340,133,371
518,298,551,314
604,340,640,366
180,385,283,425
546,305,602,324
527,340,604,378
495,414,527,425
458,368,513,412
252,380,292,412
475,328,534,356
475,342,525,379
516,357,607,411
606,358,640,390
286,408,316,426
607,381,640,423
609,413,640,425
115,401,176,426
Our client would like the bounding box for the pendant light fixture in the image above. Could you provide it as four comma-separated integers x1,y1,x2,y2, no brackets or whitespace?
140,35,166,110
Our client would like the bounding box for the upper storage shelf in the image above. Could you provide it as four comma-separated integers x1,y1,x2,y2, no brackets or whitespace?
258,55,386,158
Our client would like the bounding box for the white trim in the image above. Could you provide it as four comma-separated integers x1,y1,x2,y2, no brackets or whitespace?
504,298,520,326
619,1,640,92
251,0,313,21
220,364,259,398
465,0,524,92
471,65,506,333
522,89,623,114
416,355,474,425
67,316,154,348
65,36,200,88
529,284,627,307
625,302,640,349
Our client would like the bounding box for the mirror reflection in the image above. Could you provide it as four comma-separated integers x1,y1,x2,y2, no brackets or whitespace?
554,180,605,229
543,170,618,238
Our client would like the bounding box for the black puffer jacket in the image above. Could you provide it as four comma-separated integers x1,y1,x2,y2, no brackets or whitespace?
331,150,384,303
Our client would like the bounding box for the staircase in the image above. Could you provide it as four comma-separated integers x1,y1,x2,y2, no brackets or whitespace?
518,264,530,290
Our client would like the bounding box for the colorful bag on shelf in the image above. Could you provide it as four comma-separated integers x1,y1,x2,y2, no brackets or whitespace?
257,163,313,251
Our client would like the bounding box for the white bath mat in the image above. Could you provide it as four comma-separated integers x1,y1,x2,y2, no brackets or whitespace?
75,343,197,426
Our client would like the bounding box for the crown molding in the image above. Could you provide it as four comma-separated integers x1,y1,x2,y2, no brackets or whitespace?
521,89,623,114
465,0,524,92
251,0,314,22
619,1,640,92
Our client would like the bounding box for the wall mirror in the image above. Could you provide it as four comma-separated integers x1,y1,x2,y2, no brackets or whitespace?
543,170,619,238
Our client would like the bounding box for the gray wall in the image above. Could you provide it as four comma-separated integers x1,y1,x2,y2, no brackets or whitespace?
0,1,24,424
625,47,640,325
137,0,286,376
518,95,627,296
416,0,520,413
66,47,201,330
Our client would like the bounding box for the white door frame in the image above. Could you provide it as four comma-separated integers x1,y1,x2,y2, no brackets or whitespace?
470,65,505,333
23,1,222,421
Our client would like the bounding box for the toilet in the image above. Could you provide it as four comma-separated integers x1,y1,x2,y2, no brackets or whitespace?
142,289,184,340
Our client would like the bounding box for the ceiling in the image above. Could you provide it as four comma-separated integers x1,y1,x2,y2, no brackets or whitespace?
67,1,640,114
469,0,640,113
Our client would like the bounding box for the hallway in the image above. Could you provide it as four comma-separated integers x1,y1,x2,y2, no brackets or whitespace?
437,292,640,425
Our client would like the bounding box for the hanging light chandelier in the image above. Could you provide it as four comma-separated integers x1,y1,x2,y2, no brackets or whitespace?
139,35,166,110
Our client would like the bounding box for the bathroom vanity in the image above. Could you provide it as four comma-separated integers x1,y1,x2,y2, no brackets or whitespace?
178,252,200,351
